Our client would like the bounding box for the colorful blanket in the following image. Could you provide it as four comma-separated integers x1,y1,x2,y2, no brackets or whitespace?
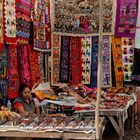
16,0,31,44
60,36,70,83
101,35,112,87
81,37,92,84
0,45,8,104
0,0,4,44
4,0,17,44
52,0,115,35
90,36,99,88
33,0,51,51
51,35,61,85
7,44,19,99
112,37,124,88
121,38,134,81
70,37,82,84
18,45,31,86
115,0,138,37
28,45,40,87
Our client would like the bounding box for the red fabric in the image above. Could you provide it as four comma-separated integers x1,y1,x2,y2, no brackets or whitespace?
7,44,19,99
28,45,40,87
13,102,23,109
18,45,31,86
70,37,82,84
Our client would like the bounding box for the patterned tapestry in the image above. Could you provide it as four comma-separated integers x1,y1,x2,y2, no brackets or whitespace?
0,45,7,102
7,44,19,99
51,35,61,85
52,0,115,35
115,0,138,37
102,0,116,34
81,37,92,84
70,37,82,84
45,0,51,49
122,38,134,81
28,45,40,87
101,35,112,87
18,45,31,86
16,0,31,44
0,0,4,44
33,0,51,51
4,0,17,44
112,37,124,88
90,36,98,88
60,36,70,83
0,45,7,79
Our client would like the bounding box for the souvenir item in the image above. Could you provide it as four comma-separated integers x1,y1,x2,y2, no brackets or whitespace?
45,0,51,49
131,49,140,81
122,38,134,81
0,45,7,102
102,0,116,34
4,0,16,44
90,36,99,88
0,45,7,80
52,0,115,35
81,37,92,84
112,37,124,88
18,45,31,86
60,36,70,83
33,0,51,51
7,44,19,99
115,0,138,37
16,0,31,44
70,37,82,84
135,1,140,48
101,35,112,87
28,46,40,87
0,0,4,44
51,35,61,85
38,52,44,79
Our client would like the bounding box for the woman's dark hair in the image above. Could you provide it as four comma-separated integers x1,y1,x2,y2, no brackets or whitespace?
18,84,30,96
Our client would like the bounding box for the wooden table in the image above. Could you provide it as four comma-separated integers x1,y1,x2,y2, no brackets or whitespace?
75,99,136,140
0,118,106,140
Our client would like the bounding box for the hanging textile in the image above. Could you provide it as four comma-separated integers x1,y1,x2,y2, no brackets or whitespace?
60,36,70,83
0,45,8,105
102,0,116,34
90,36,99,88
81,37,92,85
0,0,4,44
18,45,31,86
28,45,40,87
16,0,31,44
51,0,115,36
7,44,19,99
131,48,140,81
45,0,51,49
135,0,140,49
122,38,134,81
52,0,99,35
0,45,7,80
38,52,44,79
115,0,138,37
33,0,51,51
4,0,17,44
101,35,112,87
51,35,61,85
70,37,82,84
112,37,124,88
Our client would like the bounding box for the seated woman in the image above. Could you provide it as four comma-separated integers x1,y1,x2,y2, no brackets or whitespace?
12,84,40,116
